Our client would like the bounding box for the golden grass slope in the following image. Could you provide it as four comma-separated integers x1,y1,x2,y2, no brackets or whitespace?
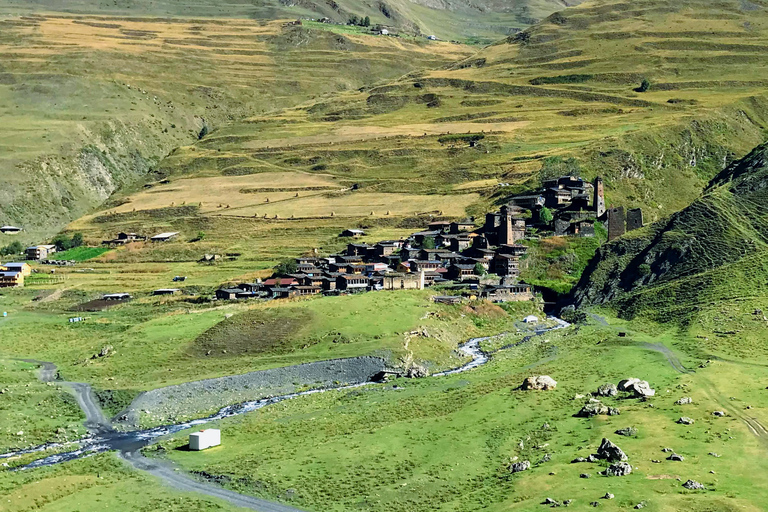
147,0,768,227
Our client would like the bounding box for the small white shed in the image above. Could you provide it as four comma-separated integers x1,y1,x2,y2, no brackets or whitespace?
189,429,221,451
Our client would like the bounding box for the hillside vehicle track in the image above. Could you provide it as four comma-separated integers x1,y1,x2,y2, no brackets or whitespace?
2,317,569,508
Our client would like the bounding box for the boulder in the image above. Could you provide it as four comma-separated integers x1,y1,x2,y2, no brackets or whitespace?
675,397,693,405
602,462,632,477
596,438,628,462
667,453,684,461
615,427,638,437
580,473,592,478
683,479,705,490
596,383,618,397
602,493,614,500
677,417,695,425
509,460,531,473
618,378,655,397
521,375,557,391
542,498,559,506
712,411,726,417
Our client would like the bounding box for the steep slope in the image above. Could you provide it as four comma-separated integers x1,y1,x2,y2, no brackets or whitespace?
0,0,584,41
573,141,768,325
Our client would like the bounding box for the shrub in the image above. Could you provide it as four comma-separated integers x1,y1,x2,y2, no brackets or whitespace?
636,79,651,93
539,207,554,224
421,237,436,249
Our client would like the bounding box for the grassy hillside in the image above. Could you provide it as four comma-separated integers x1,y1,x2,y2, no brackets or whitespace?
574,141,768,333
0,14,473,244
60,0,768,275
0,0,583,42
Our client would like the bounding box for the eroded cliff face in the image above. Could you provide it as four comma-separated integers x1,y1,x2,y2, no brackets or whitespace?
0,116,194,240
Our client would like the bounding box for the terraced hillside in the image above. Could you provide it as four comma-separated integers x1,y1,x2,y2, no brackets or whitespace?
0,0,584,42
574,141,768,332
0,14,473,242
129,0,768,229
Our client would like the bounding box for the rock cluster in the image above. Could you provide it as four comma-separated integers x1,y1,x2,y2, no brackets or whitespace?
603,462,632,477
509,460,531,473
576,402,620,417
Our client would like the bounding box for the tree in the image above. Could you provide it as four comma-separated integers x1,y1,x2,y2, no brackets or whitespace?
274,259,298,276
636,79,651,93
421,237,436,249
0,241,22,256
362,15,370,27
349,15,359,25
71,233,84,248
539,207,554,225
52,234,72,252
474,262,487,276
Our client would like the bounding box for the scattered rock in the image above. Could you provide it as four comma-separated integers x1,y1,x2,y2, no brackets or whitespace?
596,438,628,462
563,500,573,506
683,479,705,490
602,493,614,500
590,502,600,507
602,462,632,477
571,457,587,463
542,498,560,506
676,397,693,405
635,502,647,509
615,427,638,437
708,452,720,457
712,411,726,417
651,459,661,463
580,473,592,479
522,375,558,391
509,460,531,473
662,447,673,452
667,453,684,461
596,383,618,397
677,417,695,425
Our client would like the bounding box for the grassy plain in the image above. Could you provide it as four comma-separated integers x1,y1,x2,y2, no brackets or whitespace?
153,315,768,512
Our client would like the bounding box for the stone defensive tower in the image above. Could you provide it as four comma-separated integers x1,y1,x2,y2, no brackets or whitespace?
594,177,606,218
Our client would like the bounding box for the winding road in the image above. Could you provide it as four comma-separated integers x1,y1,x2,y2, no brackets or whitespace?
3,317,570,511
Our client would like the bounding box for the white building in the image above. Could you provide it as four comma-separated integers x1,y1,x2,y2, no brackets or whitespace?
189,429,221,450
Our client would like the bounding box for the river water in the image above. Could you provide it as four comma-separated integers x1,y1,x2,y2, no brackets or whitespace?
2,316,569,470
